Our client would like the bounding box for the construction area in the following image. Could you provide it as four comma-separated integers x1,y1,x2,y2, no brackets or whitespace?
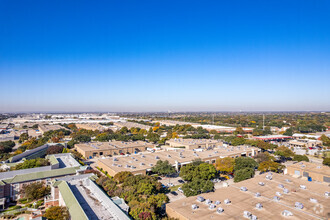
166,172,330,220
97,145,260,176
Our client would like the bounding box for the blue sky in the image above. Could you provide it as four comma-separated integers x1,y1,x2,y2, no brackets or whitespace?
1,0,330,112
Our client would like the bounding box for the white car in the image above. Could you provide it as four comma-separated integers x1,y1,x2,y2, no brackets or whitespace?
178,187,184,193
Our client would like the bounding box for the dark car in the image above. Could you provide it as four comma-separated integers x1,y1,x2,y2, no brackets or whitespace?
178,179,185,183
170,191,178,196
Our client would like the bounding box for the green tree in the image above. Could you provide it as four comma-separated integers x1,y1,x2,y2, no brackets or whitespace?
194,163,217,180
293,155,309,162
320,134,330,147
14,158,50,170
215,157,235,173
19,133,29,143
234,157,258,171
20,182,50,201
234,168,255,182
275,146,294,158
114,171,134,183
258,161,284,173
44,206,69,220
146,133,160,143
323,158,330,167
151,160,176,176
283,127,294,136
182,178,214,197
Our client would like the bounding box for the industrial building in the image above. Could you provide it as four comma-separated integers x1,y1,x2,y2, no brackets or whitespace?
114,121,151,130
166,172,330,220
285,161,330,183
97,145,260,176
166,138,222,150
75,141,155,159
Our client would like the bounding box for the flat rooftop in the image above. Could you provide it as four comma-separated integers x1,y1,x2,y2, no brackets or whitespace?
76,141,155,152
38,124,65,132
287,161,330,176
167,173,330,220
167,138,221,145
98,146,258,174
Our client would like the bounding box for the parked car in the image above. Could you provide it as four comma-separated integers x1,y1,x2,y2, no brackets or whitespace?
170,191,178,196
178,187,184,193
178,179,185,183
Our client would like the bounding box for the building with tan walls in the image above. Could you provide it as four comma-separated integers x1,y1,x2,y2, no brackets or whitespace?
166,138,222,150
285,161,330,183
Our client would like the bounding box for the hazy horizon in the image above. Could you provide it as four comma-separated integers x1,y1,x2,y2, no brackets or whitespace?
1,0,330,112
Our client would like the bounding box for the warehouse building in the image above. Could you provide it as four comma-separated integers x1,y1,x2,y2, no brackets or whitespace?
76,123,106,131
285,161,330,183
75,141,155,159
97,145,260,176
166,172,330,220
38,124,66,134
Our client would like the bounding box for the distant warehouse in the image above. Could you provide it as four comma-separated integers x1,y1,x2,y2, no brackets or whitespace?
75,141,155,159
166,138,222,150
76,123,106,131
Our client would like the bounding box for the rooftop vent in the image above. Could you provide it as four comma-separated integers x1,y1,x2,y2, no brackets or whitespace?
258,182,265,186
197,196,205,202
149,163,153,166
282,210,293,217
300,185,307,189
155,156,160,159
131,166,136,169
216,207,224,214
224,199,231,204
310,198,318,203
240,187,248,191
283,188,289,194
113,158,118,161
256,203,263,209
209,204,216,210
167,155,171,158
273,196,280,201
243,211,252,218
266,175,272,180
295,202,303,209
205,199,212,205
141,155,145,158
255,192,261,197
214,200,221,205
118,165,122,167
140,163,145,166
276,192,282,197
278,184,284,188
112,163,117,166
285,179,291,183
192,204,198,210
325,192,330,197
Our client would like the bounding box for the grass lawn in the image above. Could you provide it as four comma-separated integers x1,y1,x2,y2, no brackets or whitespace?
169,184,183,191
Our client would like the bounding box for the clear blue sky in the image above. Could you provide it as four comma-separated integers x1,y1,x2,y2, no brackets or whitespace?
1,0,329,112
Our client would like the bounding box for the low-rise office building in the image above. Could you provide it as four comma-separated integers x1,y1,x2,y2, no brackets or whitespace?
166,138,222,150
76,123,106,131
114,121,151,130
38,124,66,134
289,139,322,148
75,141,155,159
97,145,260,176
285,161,330,183
166,172,330,220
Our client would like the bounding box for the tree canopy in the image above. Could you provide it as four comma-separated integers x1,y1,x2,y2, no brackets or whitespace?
151,160,176,176
215,157,235,173
44,206,69,220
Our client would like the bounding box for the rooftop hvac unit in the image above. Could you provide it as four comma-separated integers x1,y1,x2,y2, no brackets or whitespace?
251,215,258,220
155,156,160,159
310,198,318,203
282,210,293,217
149,163,153,166
167,155,171,158
209,204,216,210
255,192,261,197
131,166,136,169
273,196,280,201
134,159,138,161
112,163,117,166
205,199,212,205
214,200,221,205
118,165,122,167
191,204,198,210
295,202,303,209
283,188,289,194
243,211,252,218
141,155,145,158
276,192,282,197
113,158,118,161
278,184,284,188
216,207,224,214
316,166,321,169
258,182,265,186
325,192,330,197
125,165,130,168
197,196,205,202
140,163,145,166
266,175,272,180
300,185,307,189
224,199,231,204
285,179,291,183
240,187,248,191
131,157,135,159
256,203,262,209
